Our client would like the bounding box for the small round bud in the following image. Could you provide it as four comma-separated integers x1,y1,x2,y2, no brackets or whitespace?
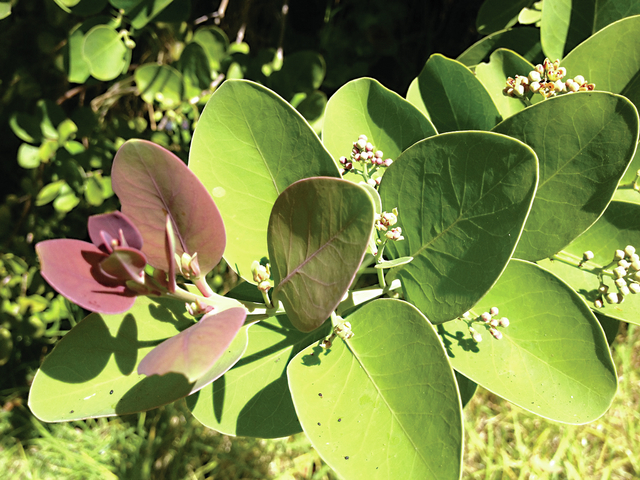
535,64,544,75
530,81,541,93
513,84,525,97
615,250,625,260
631,259,640,272
490,318,499,327
573,75,585,85
356,139,367,150
625,245,636,257
620,285,631,296
472,332,483,343
490,306,499,316
629,283,640,294
567,81,580,92
339,156,348,165
383,158,393,167
490,327,503,340
598,284,609,294
606,292,621,304
554,80,566,92
481,312,492,323
582,251,594,261
615,277,627,288
358,134,368,141
365,142,374,152
462,311,471,319
594,298,604,308
614,266,627,278
528,71,541,83
619,260,631,269
499,317,510,328
375,150,384,158
367,178,377,187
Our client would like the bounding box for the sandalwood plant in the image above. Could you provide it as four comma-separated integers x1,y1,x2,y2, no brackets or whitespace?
28,14,640,480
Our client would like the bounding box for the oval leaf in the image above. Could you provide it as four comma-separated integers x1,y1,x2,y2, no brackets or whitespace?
189,80,341,282
28,296,248,421
438,259,617,424
287,299,463,480
323,77,437,167
493,92,639,261
380,131,538,323
112,139,226,275
188,314,331,438
82,25,129,81
540,0,595,60
269,178,374,332
138,307,246,382
414,54,502,133
134,64,184,109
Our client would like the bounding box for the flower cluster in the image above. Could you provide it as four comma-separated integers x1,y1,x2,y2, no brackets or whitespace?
374,208,404,242
503,58,595,100
339,134,393,184
589,245,640,307
461,306,509,343
251,261,272,293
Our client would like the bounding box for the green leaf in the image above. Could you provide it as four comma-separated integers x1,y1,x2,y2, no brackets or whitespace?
493,92,639,261
188,314,330,438
17,143,41,169
519,4,543,25
475,49,534,119
193,26,229,73
189,80,341,282
288,299,463,480
134,64,184,110
438,259,617,424
380,131,538,323
457,27,544,67
177,42,212,100
476,0,531,34
414,54,502,133
269,178,374,332
82,25,129,82
36,180,67,206
594,0,640,30
540,0,596,61
84,176,104,206
561,15,640,112
323,77,437,167
0,2,11,19
295,90,327,133
52,189,80,213
455,371,477,408
129,0,173,29
538,200,640,326
28,296,248,421
10,113,42,144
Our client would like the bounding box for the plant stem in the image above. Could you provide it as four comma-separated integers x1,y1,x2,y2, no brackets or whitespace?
551,250,612,277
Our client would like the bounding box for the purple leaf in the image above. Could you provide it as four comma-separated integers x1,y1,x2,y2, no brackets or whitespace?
98,247,147,284
88,211,143,253
137,307,247,382
36,239,137,314
111,139,226,275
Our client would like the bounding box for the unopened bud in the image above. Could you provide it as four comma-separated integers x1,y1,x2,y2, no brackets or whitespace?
490,318,499,327
582,251,594,261
490,306,499,316
615,277,627,288
620,285,631,296
530,81,541,93
490,327,503,340
594,298,603,308
614,266,627,278
251,260,270,283
615,250,625,260
528,71,541,83
629,283,640,294
606,292,621,304
499,317,509,327
481,312,492,323
573,75,585,85
625,245,636,257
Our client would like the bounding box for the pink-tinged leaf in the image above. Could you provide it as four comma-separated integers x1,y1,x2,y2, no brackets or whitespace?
98,247,147,284
164,214,177,293
138,307,247,382
111,139,225,275
36,239,136,314
88,211,143,253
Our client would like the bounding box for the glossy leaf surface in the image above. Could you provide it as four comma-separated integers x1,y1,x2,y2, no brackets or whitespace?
540,0,596,60
414,54,502,133
493,92,639,261
288,299,463,480
539,200,640,326
29,296,248,421
138,307,246,382
323,77,436,166
439,259,617,424
188,314,330,438
269,178,374,332
112,139,225,275
457,27,544,67
380,131,538,323
82,25,129,81
189,80,340,282
475,49,534,119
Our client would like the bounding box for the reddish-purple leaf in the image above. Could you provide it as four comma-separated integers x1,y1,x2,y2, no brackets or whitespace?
88,211,143,253
111,139,226,275
137,307,247,382
98,247,147,284
36,239,137,314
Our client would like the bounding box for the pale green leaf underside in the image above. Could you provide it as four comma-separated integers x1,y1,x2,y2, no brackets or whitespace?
288,299,463,480
439,259,617,424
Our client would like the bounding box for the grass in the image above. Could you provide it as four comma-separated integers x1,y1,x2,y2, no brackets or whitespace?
0,324,638,479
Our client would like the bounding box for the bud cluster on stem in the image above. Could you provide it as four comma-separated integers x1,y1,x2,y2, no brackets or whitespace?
339,134,393,185
503,58,595,101
587,245,640,307
460,306,509,342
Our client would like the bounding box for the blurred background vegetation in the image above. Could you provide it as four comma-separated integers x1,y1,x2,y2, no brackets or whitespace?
0,0,638,478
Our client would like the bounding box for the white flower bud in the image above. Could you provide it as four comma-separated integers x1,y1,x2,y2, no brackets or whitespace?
606,292,619,304
367,178,377,187
615,277,627,288
582,251,594,261
473,332,483,343
513,84,525,97
573,75,585,85
594,298,603,308
625,245,636,257
631,259,640,272
620,285,631,296
554,80,566,92
528,71,541,83
619,260,631,269
557,67,567,79
375,150,383,158
490,306,499,316
383,158,393,167
356,138,367,150
365,142,374,152
598,284,609,294
490,327,503,340
462,311,471,319
530,81,541,93
614,266,627,278
499,317,510,327
481,312,492,323
567,81,580,92
629,283,640,294
615,250,625,260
